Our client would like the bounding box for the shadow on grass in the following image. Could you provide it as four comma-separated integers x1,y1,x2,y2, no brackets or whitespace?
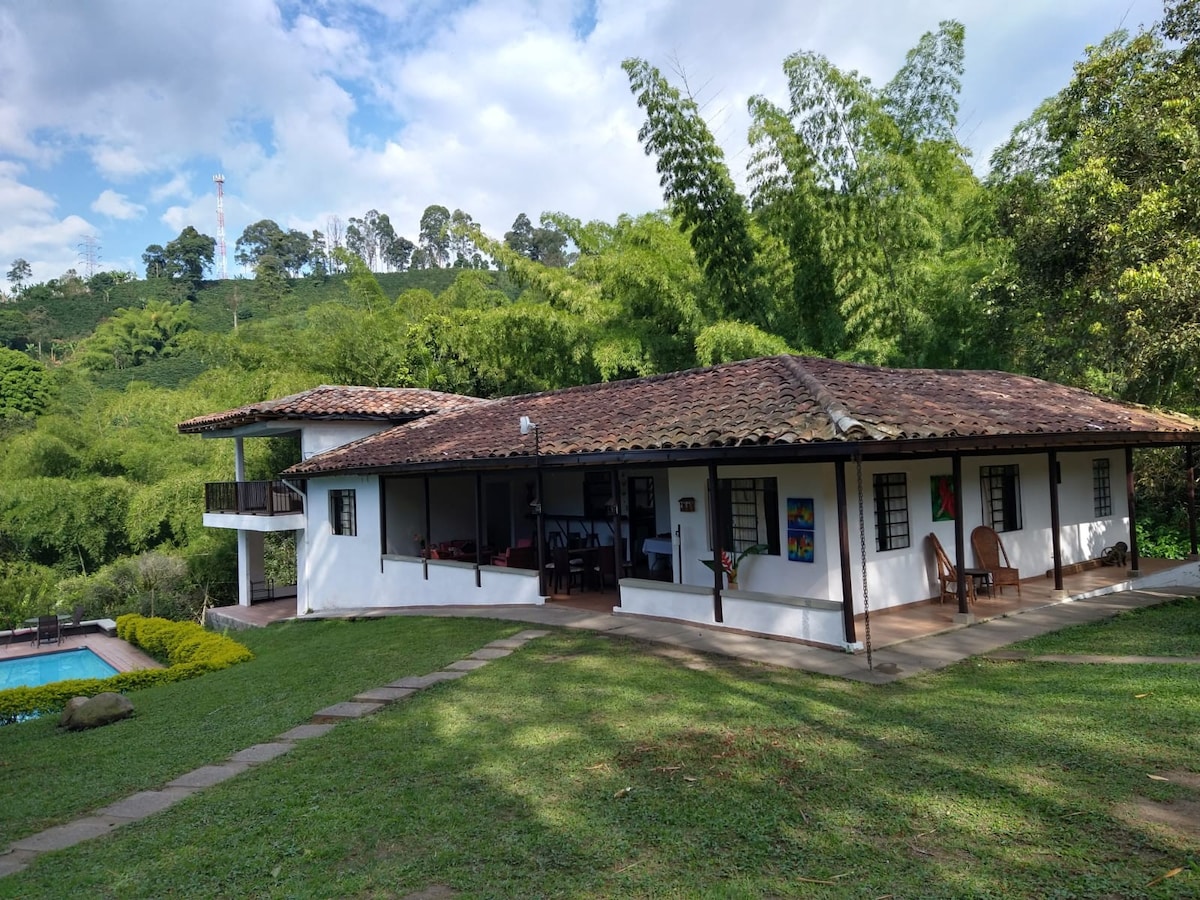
3,626,1198,897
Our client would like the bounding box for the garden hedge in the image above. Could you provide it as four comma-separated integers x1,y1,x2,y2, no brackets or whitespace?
0,614,253,723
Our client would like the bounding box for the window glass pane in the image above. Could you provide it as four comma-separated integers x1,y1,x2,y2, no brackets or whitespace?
873,473,909,551
330,489,357,536
1093,459,1112,518
980,465,1022,532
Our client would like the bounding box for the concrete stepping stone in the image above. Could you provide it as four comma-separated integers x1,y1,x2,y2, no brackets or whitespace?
167,764,250,789
484,638,530,649
470,648,513,660
388,671,464,689
512,629,551,640
0,849,37,877
229,742,296,764
10,818,118,853
98,788,195,820
445,658,489,671
354,686,416,703
311,700,386,723
278,723,337,741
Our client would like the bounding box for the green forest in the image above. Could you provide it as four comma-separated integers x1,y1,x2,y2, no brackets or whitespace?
1,3,1199,627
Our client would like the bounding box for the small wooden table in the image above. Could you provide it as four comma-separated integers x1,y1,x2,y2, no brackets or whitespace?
963,568,992,597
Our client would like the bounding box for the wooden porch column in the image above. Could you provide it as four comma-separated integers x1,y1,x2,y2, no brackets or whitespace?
535,453,546,598
953,454,970,616
422,474,431,580
610,468,623,598
474,472,484,587
1048,451,1064,594
378,475,387,571
835,459,857,645
707,461,724,623
1126,447,1140,576
1188,445,1198,560
234,436,245,482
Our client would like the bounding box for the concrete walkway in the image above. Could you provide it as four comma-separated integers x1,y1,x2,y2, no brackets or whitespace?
283,584,1200,685
0,629,550,879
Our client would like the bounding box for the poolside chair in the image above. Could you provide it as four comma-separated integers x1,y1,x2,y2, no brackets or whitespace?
36,614,61,648
971,525,1021,596
64,605,85,642
929,533,976,605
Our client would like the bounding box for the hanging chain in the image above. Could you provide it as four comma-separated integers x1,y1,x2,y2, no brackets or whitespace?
854,450,873,670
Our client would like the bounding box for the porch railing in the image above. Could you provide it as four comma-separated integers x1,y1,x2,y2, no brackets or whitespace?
204,480,304,516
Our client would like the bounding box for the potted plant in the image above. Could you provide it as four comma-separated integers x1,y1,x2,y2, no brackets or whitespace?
701,544,767,589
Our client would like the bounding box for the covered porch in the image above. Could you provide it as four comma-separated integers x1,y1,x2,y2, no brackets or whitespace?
856,556,1193,647
206,556,1198,655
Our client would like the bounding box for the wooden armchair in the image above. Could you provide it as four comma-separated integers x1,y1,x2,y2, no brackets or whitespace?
929,533,975,605
971,525,1021,596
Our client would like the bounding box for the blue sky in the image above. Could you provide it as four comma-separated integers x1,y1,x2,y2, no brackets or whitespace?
0,0,1165,285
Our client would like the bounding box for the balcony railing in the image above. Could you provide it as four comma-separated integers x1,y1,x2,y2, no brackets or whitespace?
205,481,304,516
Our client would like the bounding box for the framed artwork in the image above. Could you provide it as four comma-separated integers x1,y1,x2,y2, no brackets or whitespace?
787,497,814,529
788,530,815,563
786,497,815,563
931,475,957,521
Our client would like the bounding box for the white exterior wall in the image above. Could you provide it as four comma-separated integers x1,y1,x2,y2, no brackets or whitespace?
657,452,1134,619
304,474,543,612
296,449,1142,635
668,463,839,601
301,421,392,460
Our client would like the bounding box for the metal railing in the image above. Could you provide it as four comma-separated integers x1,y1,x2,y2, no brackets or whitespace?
204,481,304,515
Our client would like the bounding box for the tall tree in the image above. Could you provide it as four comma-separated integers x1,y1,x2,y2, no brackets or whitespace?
142,245,168,279
623,59,761,325
418,205,451,268
163,226,215,291
6,259,31,295
746,20,985,364
987,0,1200,407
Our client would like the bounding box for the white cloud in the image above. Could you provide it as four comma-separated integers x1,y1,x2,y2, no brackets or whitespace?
92,189,146,221
0,0,1170,275
0,163,97,281
149,174,192,204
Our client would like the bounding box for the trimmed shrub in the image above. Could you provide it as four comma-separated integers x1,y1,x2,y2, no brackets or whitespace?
0,614,252,723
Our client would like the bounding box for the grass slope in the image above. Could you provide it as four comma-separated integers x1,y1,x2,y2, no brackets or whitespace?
2,605,1198,898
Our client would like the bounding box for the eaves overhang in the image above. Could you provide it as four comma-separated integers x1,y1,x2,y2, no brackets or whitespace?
286,429,1200,479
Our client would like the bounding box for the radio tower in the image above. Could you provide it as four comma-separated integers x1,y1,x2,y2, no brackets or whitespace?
213,174,227,280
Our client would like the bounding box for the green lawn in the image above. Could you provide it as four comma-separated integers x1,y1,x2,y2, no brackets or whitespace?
2,605,1198,898
1010,594,1200,657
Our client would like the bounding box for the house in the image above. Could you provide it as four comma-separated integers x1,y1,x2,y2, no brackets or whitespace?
179,355,1200,650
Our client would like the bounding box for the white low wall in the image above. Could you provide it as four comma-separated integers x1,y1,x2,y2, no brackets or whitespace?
616,578,848,647
299,556,543,611
619,579,716,623
721,589,846,648
387,557,544,606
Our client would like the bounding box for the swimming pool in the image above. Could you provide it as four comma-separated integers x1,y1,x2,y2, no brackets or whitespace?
0,648,119,690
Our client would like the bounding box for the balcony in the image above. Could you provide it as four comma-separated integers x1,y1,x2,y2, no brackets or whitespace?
205,481,304,516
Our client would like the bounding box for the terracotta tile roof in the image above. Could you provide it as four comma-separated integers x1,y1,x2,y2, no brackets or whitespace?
177,386,487,434
281,356,1200,476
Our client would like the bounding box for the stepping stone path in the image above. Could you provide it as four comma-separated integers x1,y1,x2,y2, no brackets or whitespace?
0,629,550,879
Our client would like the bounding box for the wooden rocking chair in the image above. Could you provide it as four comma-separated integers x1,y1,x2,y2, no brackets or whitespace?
929,533,975,605
971,525,1021,596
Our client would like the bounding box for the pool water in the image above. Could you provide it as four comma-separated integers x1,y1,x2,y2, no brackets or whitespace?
0,648,119,690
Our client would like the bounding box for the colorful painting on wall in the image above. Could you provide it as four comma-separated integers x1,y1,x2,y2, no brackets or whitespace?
931,475,957,521
788,530,815,563
787,497,814,529
786,497,815,562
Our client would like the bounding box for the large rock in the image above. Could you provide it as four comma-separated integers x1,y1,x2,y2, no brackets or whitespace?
59,692,134,730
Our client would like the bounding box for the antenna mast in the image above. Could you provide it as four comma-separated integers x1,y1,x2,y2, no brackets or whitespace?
213,173,227,280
